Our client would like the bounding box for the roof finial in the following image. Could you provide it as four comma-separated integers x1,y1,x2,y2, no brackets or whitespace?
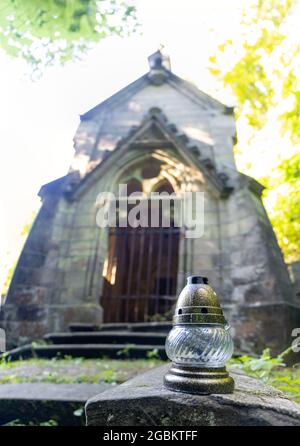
148,47,171,71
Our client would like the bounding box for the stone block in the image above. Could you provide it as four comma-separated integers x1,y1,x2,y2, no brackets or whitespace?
12,286,47,306
231,265,268,287
230,242,266,267
238,215,257,235
68,242,94,257
203,224,219,240
228,303,300,355
12,267,36,287
86,364,300,426
0,383,110,426
39,268,61,286
71,226,95,240
63,270,88,288
60,304,103,327
19,252,46,269
193,239,219,255
16,304,47,322
193,254,214,271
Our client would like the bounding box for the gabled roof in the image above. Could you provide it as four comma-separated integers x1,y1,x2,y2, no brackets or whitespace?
38,175,68,198
239,173,265,197
38,171,80,200
80,74,149,121
80,59,233,121
72,108,233,199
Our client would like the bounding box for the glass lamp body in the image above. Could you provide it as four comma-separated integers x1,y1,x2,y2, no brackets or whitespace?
165,323,234,368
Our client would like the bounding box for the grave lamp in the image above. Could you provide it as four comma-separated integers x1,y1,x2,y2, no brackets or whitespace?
164,276,234,394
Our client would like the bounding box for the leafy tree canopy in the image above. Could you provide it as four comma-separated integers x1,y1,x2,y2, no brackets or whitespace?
210,0,296,136
262,152,300,263
1,212,37,297
0,0,138,72
210,0,300,263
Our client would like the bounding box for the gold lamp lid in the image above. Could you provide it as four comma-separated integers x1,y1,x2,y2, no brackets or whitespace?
173,276,226,325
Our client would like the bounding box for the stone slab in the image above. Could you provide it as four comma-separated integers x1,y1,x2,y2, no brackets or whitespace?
86,364,300,426
0,383,110,426
0,383,110,402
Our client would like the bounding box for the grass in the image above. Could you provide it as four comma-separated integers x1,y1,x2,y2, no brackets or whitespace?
0,351,299,403
0,356,166,385
264,367,300,403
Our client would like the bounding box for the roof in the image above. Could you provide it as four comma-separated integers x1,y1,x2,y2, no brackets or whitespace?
72,107,233,199
80,56,233,121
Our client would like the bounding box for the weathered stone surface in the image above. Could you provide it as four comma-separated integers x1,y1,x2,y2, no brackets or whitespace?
227,303,300,356
0,383,109,402
290,260,300,299
86,365,300,426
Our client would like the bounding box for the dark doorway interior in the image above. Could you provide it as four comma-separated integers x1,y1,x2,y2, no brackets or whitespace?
101,179,180,323
101,225,179,322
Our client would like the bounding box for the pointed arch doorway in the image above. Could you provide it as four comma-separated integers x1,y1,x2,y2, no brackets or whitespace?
101,177,180,323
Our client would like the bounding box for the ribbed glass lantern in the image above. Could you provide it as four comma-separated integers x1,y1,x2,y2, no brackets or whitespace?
164,276,234,394
166,324,233,367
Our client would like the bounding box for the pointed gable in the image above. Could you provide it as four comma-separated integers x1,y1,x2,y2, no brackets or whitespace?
72,50,237,184
71,108,232,199
80,51,231,122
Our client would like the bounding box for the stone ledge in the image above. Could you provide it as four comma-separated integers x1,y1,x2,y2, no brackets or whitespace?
0,383,110,402
0,383,110,426
86,364,300,426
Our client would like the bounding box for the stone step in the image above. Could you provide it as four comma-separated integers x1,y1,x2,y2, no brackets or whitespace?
98,322,172,333
0,383,110,426
44,331,168,346
68,322,172,333
68,323,100,332
3,343,167,361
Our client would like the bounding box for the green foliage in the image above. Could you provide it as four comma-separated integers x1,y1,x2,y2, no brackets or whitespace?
210,0,300,262
1,211,37,296
31,340,48,347
271,371,300,403
210,0,294,131
116,343,135,358
280,70,300,143
1,259,17,297
230,347,300,403
101,368,118,383
230,348,285,382
222,49,274,129
263,153,300,262
146,348,160,360
0,0,139,72
73,407,84,417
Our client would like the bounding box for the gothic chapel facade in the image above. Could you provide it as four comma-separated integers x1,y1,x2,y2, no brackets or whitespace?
2,51,299,354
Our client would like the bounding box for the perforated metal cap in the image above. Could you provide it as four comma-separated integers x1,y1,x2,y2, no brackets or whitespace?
173,276,226,325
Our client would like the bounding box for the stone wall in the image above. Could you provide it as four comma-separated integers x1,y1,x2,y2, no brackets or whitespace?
289,261,300,298
1,182,62,346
